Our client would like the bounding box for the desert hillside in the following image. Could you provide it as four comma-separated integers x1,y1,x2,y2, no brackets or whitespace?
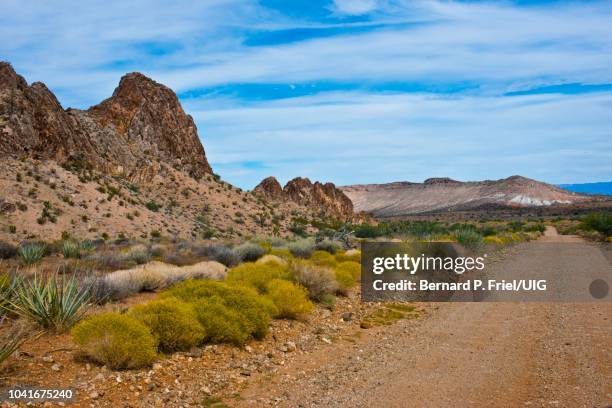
341,176,593,217
0,63,354,243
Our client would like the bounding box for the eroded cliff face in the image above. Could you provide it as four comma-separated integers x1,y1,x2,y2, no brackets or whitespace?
254,176,354,220
0,62,212,183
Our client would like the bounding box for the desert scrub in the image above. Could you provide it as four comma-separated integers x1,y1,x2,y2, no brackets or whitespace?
314,239,341,254
226,262,291,294
335,250,360,263
335,261,360,281
0,273,20,316
580,212,612,236
72,312,157,369
483,236,504,245
310,250,338,267
233,242,266,263
265,279,313,319
290,261,338,301
162,280,273,339
62,240,81,259
0,318,30,366
333,265,356,295
191,299,251,346
19,243,46,264
129,298,205,352
9,272,92,331
196,244,239,267
288,239,315,258
126,245,151,265
145,200,161,212
269,248,293,260
0,241,17,260
453,228,483,250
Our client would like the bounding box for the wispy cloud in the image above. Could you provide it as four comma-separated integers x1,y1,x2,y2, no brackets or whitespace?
1,0,611,188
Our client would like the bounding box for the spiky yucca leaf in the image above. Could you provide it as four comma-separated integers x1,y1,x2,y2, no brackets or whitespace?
9,272,92,332
0,317,31,365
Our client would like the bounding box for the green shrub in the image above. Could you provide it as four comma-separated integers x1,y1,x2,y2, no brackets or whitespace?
226,262,291,294
290,261,337,302
145,201,161,212
269,248,293,260
72,312,157,369
310,250,337,267
79,240,97,252
581,212,612,236
162,280,272,339
335,261,361,281
288,239,315,258
233,242,266,262
62,241,81,259
335,250,360,263
9,273,92,331
191,298,251,346
453,228,483,250
19,243,46,264
314,239,341,254
265,279,313,319
129,298,205,352
333,267,356,295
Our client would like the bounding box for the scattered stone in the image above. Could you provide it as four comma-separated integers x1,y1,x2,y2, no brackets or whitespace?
285,341,297,352
341,312,353,322
51,363,61,371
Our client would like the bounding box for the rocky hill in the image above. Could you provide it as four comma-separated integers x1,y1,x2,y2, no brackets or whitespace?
0,63,211,183
0,63,353,243
341,176,593,217
253,176,354,220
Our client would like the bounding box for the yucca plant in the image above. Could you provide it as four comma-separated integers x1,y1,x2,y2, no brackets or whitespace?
0,273,22,317
19,244,46,265
62,241,81,259
8,272,93,332
0,317,31,366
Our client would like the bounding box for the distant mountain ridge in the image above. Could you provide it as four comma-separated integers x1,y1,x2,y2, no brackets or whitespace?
340,176,593,217
557,182,612,196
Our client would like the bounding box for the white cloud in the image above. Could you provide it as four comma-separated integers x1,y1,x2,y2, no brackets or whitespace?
332,0,381,16
188,90,612,189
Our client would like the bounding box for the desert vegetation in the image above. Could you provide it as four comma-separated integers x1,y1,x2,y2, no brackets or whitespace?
0,233,364,374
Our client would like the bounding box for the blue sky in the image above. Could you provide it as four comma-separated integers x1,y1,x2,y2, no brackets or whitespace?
1,0,611,189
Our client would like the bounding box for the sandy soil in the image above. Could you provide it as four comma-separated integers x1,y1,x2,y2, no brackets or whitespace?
237,231,612,407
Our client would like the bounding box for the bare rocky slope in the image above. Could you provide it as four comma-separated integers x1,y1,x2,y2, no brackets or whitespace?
341,176,593,217
0,62,353,243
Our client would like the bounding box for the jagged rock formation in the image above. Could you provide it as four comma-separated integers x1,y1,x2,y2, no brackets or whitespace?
253,176,284,200
341,175,592,217
254,176,354,220
0,62,211,183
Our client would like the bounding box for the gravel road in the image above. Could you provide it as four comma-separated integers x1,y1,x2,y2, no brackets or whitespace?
239,231,611,407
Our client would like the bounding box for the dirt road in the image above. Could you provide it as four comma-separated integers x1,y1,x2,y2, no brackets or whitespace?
238,232,611,407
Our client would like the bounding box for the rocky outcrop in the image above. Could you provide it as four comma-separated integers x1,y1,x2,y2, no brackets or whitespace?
284,178,354,219
253,176,284,200
0,62,212,183
254,176,354,220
